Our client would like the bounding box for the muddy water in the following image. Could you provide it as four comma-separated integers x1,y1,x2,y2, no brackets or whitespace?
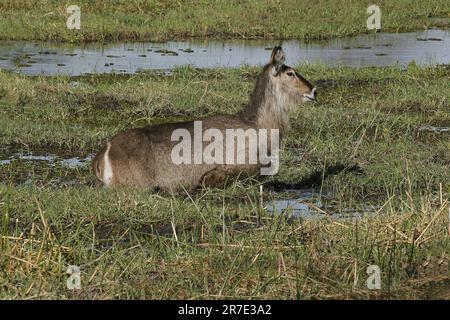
0,29,448,76
266,189,377,220
0,152,92,168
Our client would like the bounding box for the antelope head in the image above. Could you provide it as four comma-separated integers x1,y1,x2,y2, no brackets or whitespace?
269,46,317,103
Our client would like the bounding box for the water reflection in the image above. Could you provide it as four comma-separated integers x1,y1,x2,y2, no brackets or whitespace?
266,189,377,220
0,29,448,76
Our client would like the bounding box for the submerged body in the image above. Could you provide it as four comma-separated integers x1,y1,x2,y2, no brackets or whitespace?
92,47,316,191
92,115,260,191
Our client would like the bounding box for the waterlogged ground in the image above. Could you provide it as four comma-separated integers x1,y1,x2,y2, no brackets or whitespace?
0,64,449,299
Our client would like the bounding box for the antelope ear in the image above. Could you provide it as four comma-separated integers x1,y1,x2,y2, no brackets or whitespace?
270,46,285,76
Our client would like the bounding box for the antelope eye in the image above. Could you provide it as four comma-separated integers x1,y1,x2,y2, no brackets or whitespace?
286,72,295,78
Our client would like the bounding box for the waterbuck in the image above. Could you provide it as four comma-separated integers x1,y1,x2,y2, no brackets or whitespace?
92,46,316,191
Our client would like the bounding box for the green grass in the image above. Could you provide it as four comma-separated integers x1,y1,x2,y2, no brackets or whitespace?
0,64,449,299
0,0,449,42
0,185,448,299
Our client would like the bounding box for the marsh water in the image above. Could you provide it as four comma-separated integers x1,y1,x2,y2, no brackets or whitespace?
0,152,92,169
0,29,448,76
265,189,378,220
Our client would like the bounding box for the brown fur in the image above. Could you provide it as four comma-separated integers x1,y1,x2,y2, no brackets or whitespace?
92,46,316,192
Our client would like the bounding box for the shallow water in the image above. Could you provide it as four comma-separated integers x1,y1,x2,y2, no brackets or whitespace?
0,29,448,76
419,125,450,133
266,189,377,220
0,152,92,168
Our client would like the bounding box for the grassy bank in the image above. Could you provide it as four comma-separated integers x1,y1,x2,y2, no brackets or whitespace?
0,0,449,42
0,64,449,299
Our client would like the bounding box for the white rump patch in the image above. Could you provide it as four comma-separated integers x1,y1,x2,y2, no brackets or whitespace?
103,142,113,186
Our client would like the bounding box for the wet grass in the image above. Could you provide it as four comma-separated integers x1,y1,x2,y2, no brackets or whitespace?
0,0,449,42
0,64,449,299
